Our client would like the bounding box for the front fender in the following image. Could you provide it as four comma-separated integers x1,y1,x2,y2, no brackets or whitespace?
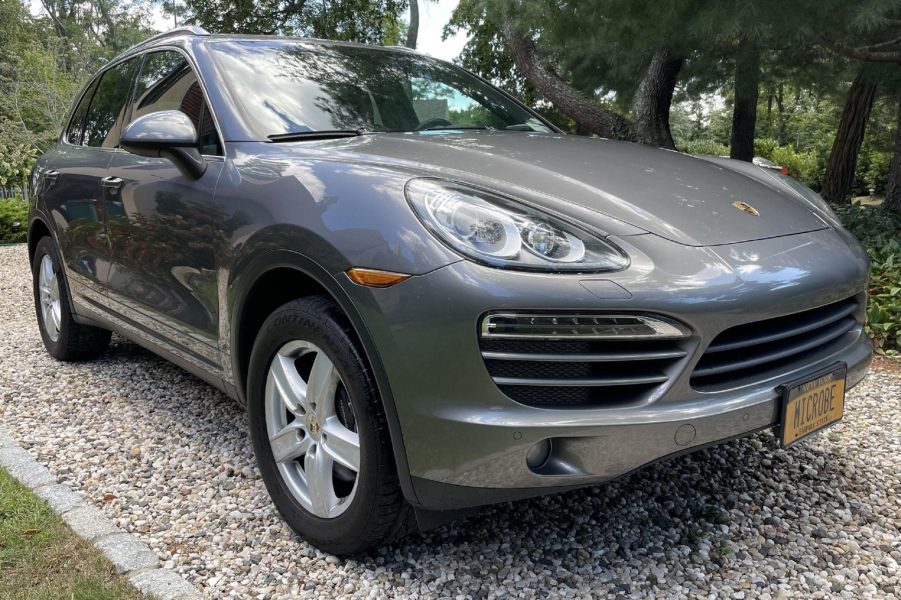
226,248,421,505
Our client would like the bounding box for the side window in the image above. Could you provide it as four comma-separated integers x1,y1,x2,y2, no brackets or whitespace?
83,58,140,148
65,78,99,145
132,50,222,156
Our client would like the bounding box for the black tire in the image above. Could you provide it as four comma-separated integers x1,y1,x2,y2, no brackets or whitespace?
247,296,412,555
31,236,111,361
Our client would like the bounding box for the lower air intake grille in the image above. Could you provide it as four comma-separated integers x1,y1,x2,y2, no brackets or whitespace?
479,337,688,408
691,296,862,390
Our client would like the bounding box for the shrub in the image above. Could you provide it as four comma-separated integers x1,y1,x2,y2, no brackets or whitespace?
835,203,901,355
0,197,28,243
754,138,821,189
679,139,730,157
0,118,39,190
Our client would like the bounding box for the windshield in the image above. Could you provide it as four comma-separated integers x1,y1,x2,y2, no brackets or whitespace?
208,40,553,137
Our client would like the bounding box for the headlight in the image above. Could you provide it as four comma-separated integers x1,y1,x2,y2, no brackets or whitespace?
405,178,629,272
764,170,841,227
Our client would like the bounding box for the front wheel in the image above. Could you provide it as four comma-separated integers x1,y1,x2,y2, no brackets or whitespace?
247,296,411,554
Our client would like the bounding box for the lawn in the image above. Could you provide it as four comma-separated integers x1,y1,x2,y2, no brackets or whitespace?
0,467,146,600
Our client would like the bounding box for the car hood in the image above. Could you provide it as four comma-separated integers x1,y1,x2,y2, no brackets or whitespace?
312,131,828,246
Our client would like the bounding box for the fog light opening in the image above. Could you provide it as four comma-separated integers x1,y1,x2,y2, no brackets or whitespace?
526,439,552,472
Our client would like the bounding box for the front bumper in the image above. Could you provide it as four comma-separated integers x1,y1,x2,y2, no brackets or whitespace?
340,229,873,510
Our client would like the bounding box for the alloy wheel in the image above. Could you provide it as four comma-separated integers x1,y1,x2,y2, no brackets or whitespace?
264,340,360,518
38,255,62,342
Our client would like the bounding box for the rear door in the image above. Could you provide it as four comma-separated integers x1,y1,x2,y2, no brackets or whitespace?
103,49,225,371
40,58,140,309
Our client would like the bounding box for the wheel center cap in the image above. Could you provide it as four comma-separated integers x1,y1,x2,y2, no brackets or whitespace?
308,417,321,438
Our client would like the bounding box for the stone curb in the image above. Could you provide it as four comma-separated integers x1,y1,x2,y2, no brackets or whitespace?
0,426,203,600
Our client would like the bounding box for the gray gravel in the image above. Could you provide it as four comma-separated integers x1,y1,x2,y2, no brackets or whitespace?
0,244,899,599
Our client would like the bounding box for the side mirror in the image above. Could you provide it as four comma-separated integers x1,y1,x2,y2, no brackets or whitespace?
120,110,207,180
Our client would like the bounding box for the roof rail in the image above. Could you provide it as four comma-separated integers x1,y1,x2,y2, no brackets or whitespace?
144,26,209,44
122,26,210,56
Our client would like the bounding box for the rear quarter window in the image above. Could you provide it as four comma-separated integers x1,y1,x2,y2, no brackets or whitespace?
65,78,100,145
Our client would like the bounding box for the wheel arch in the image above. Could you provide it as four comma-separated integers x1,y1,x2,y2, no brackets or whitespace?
27,216,53,263
229,249,420,505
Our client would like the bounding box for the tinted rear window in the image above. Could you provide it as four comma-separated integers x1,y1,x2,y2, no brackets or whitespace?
65,78,99,145
83,57,140,148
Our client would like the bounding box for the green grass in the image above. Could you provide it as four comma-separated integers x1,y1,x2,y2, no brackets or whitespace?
0,468,147,600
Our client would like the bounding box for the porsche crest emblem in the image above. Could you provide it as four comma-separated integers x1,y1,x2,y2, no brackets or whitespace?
732,201,760,216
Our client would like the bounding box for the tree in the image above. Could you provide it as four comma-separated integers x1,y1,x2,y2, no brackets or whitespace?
405,0,418,49
498,16,637,142
821,73,878,203
729,37,759,161
169,0,408,43
631,50,684,149
886,93,901,213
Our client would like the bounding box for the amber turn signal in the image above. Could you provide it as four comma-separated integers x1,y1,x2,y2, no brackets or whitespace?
346,267,411,288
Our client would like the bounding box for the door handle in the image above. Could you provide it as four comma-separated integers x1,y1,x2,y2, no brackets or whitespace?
101,176,123,194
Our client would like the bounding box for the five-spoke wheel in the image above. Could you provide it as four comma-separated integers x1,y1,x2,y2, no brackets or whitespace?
37,254,62,342
265,341,361,518
31,236,110,360
247,296,410,554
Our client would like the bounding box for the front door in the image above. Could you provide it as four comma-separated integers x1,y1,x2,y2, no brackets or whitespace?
103,49,226,371
45,58,139,307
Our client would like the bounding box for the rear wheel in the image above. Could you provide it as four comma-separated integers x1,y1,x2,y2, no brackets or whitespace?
247,296,411,554
31,236,110,360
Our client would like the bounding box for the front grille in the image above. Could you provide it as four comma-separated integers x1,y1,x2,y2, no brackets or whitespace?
479,337,688,408
691,296,861,390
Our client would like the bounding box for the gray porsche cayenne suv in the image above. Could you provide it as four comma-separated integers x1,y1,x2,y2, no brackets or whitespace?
27,27,872,554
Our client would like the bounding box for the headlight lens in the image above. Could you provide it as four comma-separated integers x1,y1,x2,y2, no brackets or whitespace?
405,178,629,271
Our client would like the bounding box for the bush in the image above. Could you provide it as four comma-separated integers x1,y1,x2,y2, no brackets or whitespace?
679,139,730,157
754,138,821,189
0,118,39,190
835,203,901,355
0,197,28,243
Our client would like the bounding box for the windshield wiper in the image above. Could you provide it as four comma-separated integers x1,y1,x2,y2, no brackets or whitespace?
267,128,378,142
421,125,492,131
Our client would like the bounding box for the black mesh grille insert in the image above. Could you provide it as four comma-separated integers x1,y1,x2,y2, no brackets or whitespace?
691,297,861,390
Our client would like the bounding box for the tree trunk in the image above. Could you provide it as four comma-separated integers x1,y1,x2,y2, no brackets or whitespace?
630,50,683,149
776,83,786,145
499,18,635,141
729,37,760,161
885,93,901,215
821,74,878,204
405,0,419,50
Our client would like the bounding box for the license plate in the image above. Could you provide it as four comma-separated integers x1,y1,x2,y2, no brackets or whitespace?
779,364,846,448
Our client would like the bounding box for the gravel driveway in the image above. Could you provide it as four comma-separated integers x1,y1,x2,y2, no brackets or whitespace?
0,244,899,599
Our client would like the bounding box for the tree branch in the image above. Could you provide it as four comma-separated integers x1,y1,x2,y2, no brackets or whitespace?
819,38,901,64
498,18,635,141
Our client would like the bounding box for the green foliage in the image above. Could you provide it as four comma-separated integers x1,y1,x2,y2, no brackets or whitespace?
0,120,37,189
172,0,408,42
0,197,28,243
835,203,901,354
679,139,729,157
753,137,822,186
